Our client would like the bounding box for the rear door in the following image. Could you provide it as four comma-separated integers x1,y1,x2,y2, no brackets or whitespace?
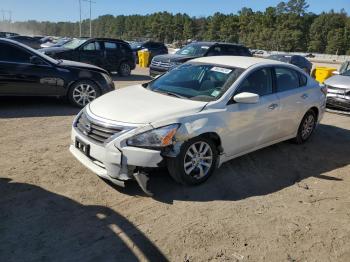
274,66,311,137
79,40,104,68
0,42,59,95
103,41,121,72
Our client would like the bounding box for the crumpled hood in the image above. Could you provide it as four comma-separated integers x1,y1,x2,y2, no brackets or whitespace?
88,85,207,124
154,54,198,63
324,75,350,89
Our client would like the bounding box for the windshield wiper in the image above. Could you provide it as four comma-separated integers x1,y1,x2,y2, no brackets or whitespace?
152,89,187,99
162,91,188,99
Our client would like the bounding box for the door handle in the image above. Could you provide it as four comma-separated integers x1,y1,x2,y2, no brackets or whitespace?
301,93,309,99
268,103,278,110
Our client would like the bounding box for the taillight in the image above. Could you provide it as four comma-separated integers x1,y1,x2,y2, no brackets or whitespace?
321,85,327,95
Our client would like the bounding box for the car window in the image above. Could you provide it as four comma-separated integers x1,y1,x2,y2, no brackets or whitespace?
223,45,239,55
0,43,31,63
105,42,117,50
207,46,222,56
275,67,300,92
237,68,273,96
82,41,101,51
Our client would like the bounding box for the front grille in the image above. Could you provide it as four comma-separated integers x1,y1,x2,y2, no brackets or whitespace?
76,113,123,144
151,59,171,68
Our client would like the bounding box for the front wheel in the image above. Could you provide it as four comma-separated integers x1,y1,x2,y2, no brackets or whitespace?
167,137,218,185
293,110,316,144
68,80,101,108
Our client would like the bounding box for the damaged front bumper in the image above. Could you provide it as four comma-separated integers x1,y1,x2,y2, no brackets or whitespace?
70,126,164,194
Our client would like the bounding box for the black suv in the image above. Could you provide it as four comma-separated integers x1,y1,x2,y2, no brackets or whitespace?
130,41,168,64
39,38,136,76
8,35,42,49
267,54,312,75
150,42,252,77
0,39,114,107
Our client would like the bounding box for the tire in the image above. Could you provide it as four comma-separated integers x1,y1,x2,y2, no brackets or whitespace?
167,136,218,185
118,62,131,77
293,110,317,144
68,80,101,108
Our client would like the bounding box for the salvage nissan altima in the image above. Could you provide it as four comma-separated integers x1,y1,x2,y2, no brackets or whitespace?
70,56,326,195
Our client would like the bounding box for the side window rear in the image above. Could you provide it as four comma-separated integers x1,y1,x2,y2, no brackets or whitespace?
0,43,31,63
237,68,273,96
238,46,251,56
105,42,117,50
275,67,300,92
118,43,130,54
223,45,239,55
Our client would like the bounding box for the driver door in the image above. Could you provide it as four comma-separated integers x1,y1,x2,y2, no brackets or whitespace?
223,67,281,157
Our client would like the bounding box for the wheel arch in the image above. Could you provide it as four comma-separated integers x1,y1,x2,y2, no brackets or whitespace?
191,132,223,154
308,106,319,122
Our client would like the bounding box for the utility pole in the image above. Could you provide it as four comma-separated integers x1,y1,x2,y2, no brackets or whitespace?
79,0,82,37
83,0,95,37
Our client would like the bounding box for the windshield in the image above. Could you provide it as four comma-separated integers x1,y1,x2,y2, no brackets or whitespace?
175,43,211,56
62,38,87,49
148,63,244,101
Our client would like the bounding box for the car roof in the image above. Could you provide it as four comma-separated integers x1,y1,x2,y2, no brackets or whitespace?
189,41,245,47
191,56,286,69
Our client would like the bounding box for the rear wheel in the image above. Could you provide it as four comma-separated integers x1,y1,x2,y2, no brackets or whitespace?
167,137,218,185
68,80,101,108
118,62,131,77
294,110,316,144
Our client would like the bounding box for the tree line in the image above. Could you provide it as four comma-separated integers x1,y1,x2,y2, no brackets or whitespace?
1,0,350,55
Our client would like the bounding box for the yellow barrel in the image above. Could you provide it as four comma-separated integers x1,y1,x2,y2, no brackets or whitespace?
138,50,150,68
314,67,337,83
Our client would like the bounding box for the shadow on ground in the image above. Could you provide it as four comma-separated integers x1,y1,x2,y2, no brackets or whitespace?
0,97,79,118
111,123,350,204
0,178,168,262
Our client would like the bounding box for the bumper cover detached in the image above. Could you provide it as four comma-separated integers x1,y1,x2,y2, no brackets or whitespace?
326,97,350,110
70,127,163,194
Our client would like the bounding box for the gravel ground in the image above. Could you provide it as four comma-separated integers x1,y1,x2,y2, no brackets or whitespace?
0,67,350,262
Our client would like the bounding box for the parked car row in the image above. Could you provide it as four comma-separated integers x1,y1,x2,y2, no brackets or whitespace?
0,38,114,107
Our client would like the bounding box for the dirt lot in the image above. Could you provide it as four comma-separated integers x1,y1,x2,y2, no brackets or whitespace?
1,67,350,262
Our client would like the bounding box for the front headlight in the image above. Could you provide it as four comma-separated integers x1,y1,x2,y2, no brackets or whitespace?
126,124,180,148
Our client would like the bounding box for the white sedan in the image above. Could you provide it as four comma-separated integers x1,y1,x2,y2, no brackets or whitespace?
70,56,326,194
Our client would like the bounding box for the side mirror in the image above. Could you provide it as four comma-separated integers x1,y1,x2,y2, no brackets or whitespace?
332,71,340,75
30,56,43,65
233,92,260,104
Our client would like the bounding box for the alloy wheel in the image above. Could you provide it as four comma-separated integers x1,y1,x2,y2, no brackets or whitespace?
72,84,97,107
183,141,213,179
301,114,315,140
